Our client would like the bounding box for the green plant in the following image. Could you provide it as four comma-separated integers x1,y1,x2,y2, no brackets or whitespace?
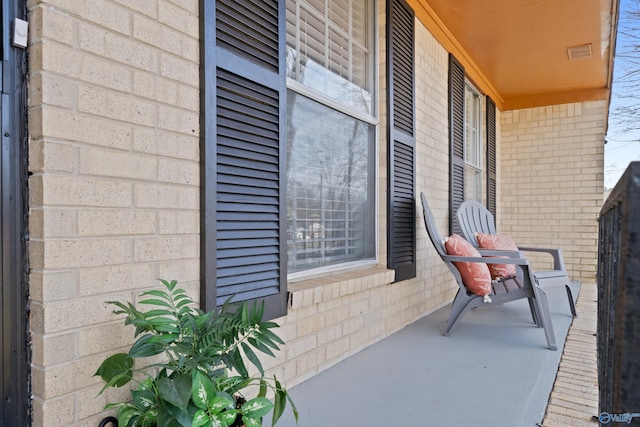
95,279,298,427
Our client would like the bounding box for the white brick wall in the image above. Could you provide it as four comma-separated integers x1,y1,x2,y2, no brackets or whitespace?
500,102,605,280
28,1,200,425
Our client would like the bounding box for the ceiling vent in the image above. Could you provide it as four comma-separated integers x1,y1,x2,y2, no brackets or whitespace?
567,43,592,61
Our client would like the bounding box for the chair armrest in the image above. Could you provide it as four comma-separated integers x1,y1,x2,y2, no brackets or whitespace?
477,249,521,258
442,254,538,284
516,246,566,272
442,254,528,266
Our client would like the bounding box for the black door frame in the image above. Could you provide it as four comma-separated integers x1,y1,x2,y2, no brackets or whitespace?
1,0,30,424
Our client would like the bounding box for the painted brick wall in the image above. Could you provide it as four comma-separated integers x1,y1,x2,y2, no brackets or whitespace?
27,1,200,425
414,20,458,304
500,101,606,281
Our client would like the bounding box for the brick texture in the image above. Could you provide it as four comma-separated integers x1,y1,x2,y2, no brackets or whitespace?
27,1,200,425
541,284,599,426
500,103,605,281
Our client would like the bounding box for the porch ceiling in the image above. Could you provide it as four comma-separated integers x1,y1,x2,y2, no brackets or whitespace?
411,0,619,111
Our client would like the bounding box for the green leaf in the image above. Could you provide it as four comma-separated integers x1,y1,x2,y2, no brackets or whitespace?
107,300,131,313
256,328,285,349
142,309,175,318
142,289,171,298
131,388,157,410
210,395,235,414
242,397,273,419
248,337,276,358
157,403,186,427
221,409,239,425
287,391,299,423
272,377,290,426
252,300,265,324
171,288,189,299
147,333,180,346
143,318,180,333
209,412,230,427
241,342,264,376
258,379,267,398
191,371,215,410
272,387,285,426
159,278,178,291
94,353,133,388
192,409,210,427
241,301,250,325
117,406,138,427
260,321,280,330
242,415,262,427
128,334,166,358
157,375,192,411
227,349,249,378
139,298,173,309
174,299,192,311
217,376,251,395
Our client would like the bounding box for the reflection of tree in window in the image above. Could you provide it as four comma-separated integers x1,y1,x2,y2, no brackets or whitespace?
286,93,374,271
285,0,376,273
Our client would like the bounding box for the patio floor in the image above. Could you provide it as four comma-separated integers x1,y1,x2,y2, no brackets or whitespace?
276,281,599,427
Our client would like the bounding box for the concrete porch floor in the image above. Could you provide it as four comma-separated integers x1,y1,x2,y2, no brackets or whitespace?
276,281,598,427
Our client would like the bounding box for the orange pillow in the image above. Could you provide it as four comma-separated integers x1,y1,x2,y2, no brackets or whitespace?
475,232,519,279
444,234,492,297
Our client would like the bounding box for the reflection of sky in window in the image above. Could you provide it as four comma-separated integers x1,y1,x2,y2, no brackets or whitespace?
287,47,372,116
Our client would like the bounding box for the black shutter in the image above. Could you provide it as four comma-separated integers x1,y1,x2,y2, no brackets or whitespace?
387,0,416,282
486,97,497,222
449,54,465,235
201,0,287,319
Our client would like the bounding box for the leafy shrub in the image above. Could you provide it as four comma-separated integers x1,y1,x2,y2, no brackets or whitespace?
95,279,297,427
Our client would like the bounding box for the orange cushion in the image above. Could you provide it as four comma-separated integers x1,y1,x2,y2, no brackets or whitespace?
444,234,492,297
475,232,519,279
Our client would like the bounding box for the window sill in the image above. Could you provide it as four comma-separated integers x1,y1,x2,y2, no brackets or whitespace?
287,267,395,309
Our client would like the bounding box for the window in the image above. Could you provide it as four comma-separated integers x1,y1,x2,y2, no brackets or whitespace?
286,0,374,115
464,83,482,202
449,54,495,234
286,0,376,275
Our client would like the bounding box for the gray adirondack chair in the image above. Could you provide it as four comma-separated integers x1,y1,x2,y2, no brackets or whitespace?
420,192,557,350
456,200,577,317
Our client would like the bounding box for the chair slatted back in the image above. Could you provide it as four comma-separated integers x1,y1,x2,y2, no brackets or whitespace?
456,200,496,247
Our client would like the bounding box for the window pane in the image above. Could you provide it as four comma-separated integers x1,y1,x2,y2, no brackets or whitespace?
286,91,375,272
465,168,482,201
464,85,481,168
286,0,373,115
464,83,482,202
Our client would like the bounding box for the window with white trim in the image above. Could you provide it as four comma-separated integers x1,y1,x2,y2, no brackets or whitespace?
464,82,483,202
286,0,376,275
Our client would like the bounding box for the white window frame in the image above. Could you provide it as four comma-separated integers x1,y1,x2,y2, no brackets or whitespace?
464,81,483,202
286,0,379,281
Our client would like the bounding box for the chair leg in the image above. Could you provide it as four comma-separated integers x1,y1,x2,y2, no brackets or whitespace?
565,284,577,317
527,298,540,326
531,286,557,350
444,290,479,336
